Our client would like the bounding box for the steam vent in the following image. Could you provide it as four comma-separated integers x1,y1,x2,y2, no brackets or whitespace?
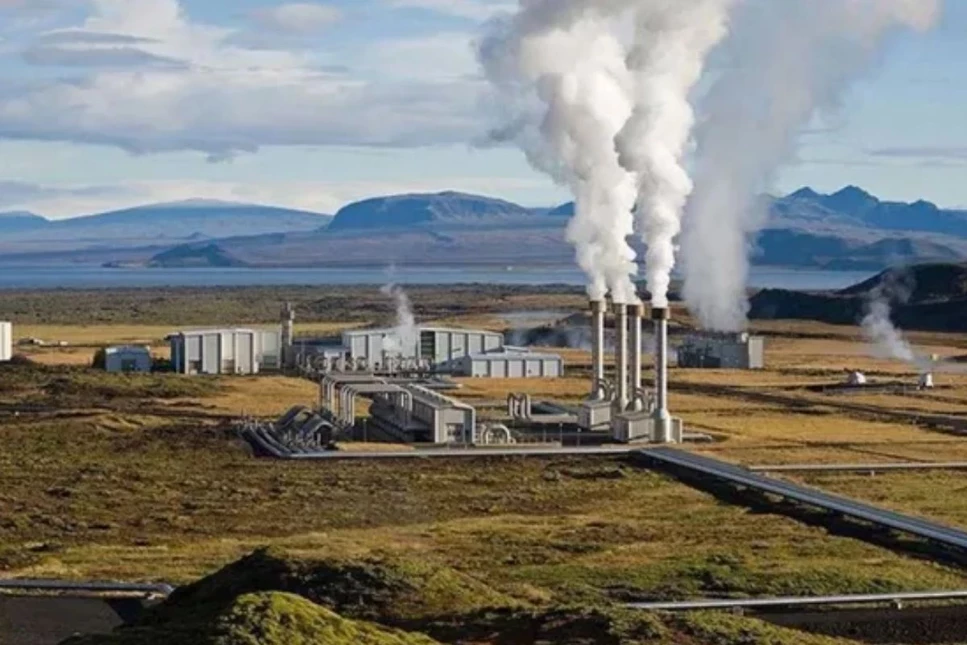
578,298,683,443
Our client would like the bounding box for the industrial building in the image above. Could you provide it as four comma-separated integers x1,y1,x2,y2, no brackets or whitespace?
451,348,564,378
341,326,503,367
168,328,261,375
0,322,10,362
677,332,764,369
103,346,152,373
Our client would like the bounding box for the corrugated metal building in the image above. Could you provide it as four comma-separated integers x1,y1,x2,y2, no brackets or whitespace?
259,330,283,370
104,345,152,373
168,328,260,375
454,350,564,378
677,332,765,369
341,326,503,367
0,322,11,362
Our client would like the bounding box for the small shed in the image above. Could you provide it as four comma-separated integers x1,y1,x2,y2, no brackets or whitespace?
168,328,260,375
104,345,152,373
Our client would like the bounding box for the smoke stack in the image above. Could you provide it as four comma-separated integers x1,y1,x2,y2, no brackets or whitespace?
629,303,643,410
590,300,606,398
651,306,671,441
281,302,295,367
615,302,629,411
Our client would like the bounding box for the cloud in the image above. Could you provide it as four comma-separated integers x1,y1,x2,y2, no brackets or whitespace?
251,3,342,34
868,146,967,162
23,44,185,68
35,30,159,45
0,179,119,210
0,0,485,158
383,0,515,21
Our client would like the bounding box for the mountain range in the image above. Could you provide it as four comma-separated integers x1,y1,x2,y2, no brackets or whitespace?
2,186,966,270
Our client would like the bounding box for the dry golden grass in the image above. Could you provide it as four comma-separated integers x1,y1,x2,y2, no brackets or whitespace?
180,376,318,417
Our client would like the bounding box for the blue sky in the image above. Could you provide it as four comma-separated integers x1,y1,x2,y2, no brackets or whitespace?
0,0,964,218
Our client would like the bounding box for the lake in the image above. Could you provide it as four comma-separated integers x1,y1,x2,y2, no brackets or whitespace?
0,265,874,291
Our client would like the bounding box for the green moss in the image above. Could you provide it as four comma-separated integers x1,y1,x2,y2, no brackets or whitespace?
62,592,440,645
674,611,855,645
145,547,515,625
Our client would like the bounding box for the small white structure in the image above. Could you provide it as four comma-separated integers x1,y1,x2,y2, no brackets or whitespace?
847,371,867,386
0,322,11,362
918,372,934,389
104,345,152,373
453,349,564,378
168,328,260,375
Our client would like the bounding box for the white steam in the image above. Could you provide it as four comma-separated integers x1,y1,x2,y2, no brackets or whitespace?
615,0,734,308
680,0,943,331
380,282,419,356
478,2,639,303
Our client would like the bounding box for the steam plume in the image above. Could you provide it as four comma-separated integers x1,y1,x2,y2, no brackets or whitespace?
681,0,943,331
615,0,735,308
478,2,639,303
380,282,418,356
861,272,918,364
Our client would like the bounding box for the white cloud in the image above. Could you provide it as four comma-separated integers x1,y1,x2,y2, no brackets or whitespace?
251,3,342,34
0,0,485,158
384,0,515,21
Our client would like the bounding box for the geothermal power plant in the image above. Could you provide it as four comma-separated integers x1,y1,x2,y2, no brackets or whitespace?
580,299,683,443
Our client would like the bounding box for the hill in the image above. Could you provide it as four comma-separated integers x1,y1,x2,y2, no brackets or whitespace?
147,242,249,268
328,191,546,231
0,200,332,254
0,210,48,233
749,262,967,332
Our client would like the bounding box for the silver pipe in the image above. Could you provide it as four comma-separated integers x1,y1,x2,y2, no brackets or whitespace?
590,300,605,398
615,303,629,411
651,307,670,441
629,303,643,410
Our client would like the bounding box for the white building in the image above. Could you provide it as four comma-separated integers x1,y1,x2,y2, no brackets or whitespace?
677,332,765,370
168,328,260,375
341,326,503,368
104,345,152,373
453,350,564,378
0,322,11,362
259,330,283,370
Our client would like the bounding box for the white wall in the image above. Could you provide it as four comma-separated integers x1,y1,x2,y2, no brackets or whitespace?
0,322,11,362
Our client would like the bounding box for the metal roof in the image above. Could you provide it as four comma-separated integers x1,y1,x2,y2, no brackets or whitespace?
342,326,501,337
104,345,150,354
167,328,258,338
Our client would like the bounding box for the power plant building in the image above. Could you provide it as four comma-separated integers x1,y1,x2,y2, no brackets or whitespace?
341,326,503,367
168,328,261,375
453,349,564,378
677,332,765,370
103,345,152,373
0,322,11,362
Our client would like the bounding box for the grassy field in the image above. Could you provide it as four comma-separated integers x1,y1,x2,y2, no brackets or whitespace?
6,286,967,643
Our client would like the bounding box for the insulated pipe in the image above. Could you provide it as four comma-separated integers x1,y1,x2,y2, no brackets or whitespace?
629,304,643,411
590,300,605,398
615,303,629,411
651,307,671,442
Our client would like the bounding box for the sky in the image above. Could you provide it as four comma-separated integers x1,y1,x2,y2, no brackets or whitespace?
0,0,965,219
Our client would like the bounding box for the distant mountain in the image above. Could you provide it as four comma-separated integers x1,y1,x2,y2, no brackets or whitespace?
0,211,48,233
0,200,332,252
772,185,967,236
147,242,248,268
750,262,967,332
328,191,545,231
5,186,967,271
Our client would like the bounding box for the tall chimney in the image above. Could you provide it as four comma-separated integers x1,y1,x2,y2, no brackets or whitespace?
651,306,671,441
281,302,295,368
615,302,629,411
590,300,605,398
629,303,643,410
